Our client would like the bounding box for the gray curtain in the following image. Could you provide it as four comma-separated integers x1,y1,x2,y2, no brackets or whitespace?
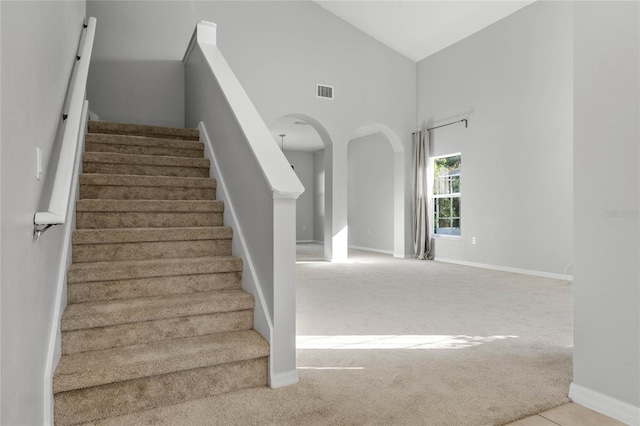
413,129,433,260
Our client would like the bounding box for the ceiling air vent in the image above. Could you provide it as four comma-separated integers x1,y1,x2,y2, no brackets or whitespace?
316,84,334,100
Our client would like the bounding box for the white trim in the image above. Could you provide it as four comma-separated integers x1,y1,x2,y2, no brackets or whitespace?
395,254,415,259
269,369,300,388
569,383,640,426
432,234,462,241
434,257,574,281
349,245,394,256
183,20,217,63
296,240,316,244
43,101,88,425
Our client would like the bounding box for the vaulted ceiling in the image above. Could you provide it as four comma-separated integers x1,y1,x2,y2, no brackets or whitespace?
313,1,536,62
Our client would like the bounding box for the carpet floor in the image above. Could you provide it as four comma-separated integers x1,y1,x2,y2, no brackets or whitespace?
92,244,573,426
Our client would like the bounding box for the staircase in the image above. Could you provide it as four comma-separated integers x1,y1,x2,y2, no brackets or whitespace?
53,121,269,425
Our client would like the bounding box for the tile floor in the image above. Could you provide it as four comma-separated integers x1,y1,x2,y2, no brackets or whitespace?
507,402,626,426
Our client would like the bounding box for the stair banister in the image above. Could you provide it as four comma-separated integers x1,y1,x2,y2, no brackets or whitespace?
184,20,304,388
33,17,97,240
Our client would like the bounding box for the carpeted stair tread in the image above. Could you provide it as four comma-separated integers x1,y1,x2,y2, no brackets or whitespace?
83,151,209,168
54,358,267,426
79,174,216,201
67,272,242,304
88,120,200,141
79,173,215,189
83,152,209,178
62,310,254,355
73,227,232,244
76,199,222,213
72,227,233,263
53,329,269,393
86,133,203,150
61,290,255,331
67,256,243,283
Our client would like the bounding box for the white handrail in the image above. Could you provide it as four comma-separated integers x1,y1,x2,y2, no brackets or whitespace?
34,17,96,238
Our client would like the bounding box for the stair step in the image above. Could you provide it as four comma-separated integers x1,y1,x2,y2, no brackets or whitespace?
54,357,267,425
72,227,233,263
61,289,254,332
83,152,209,178
67,256,242,284
75,199,223,229
68,271,242,304
53,329,268,393
85,133,204,158
62,309,254,355
88,120,200,141
79,174,216,200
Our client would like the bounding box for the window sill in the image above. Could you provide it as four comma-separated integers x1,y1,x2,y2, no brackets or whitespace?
432,234,462,241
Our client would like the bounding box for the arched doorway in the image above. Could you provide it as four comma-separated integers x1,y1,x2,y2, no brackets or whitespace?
347,123,405,258
269,114,333,261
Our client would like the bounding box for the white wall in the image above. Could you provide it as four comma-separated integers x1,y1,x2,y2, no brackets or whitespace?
86,1,193,127
86,0,417,260
313,149,325,243
572,1,639,421
348,132,394,253
0,1,86,424
416,1,573,276
284,150,314,242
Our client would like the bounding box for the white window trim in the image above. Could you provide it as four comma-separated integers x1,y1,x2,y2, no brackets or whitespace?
429,153,462,240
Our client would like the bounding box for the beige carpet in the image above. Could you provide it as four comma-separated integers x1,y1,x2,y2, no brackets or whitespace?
92,244,572,426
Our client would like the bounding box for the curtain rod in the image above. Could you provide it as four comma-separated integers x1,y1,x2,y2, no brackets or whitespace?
413,119,468,135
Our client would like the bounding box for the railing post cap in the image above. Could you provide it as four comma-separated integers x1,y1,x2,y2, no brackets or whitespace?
197,21,217,46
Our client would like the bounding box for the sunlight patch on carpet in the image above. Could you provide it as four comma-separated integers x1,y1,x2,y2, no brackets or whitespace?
297,334,519,350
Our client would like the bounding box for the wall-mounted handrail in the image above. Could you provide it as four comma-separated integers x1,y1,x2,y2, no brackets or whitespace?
34,17,96,240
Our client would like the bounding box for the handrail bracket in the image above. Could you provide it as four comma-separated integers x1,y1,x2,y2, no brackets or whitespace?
33,223,56,242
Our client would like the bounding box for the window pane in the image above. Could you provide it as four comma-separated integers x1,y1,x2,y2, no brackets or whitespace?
433,155,461,195
437,198,451,217
452,197,460,217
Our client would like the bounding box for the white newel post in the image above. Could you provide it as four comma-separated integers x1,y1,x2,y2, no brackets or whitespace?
270,195,299,386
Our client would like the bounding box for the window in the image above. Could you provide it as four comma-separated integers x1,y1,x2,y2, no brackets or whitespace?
433,154,461,236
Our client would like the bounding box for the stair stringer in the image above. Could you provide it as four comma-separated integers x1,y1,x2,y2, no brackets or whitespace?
198,122,279,385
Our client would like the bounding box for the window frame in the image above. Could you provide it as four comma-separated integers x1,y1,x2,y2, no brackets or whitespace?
430,152,462,240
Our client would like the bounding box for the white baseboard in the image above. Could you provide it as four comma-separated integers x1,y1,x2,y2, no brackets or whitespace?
395,253,414,259
349,245,394,256
269,369,299,388
434,257,574,282
296,240,316,244
569,383,640,425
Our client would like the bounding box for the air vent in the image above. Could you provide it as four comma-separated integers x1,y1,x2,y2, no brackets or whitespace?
316,84,334,100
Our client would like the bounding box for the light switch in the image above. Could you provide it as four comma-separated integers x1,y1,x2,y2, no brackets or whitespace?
36,147,42,180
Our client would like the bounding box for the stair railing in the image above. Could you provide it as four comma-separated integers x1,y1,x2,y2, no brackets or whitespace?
33,17,97,241
184,21,304,388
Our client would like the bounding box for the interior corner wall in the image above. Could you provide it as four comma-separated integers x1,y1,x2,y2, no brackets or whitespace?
573,0,640,413
283,150,314,242
313,149,325,243
348,132,394,253
416,1,573,276
0,1,86,424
